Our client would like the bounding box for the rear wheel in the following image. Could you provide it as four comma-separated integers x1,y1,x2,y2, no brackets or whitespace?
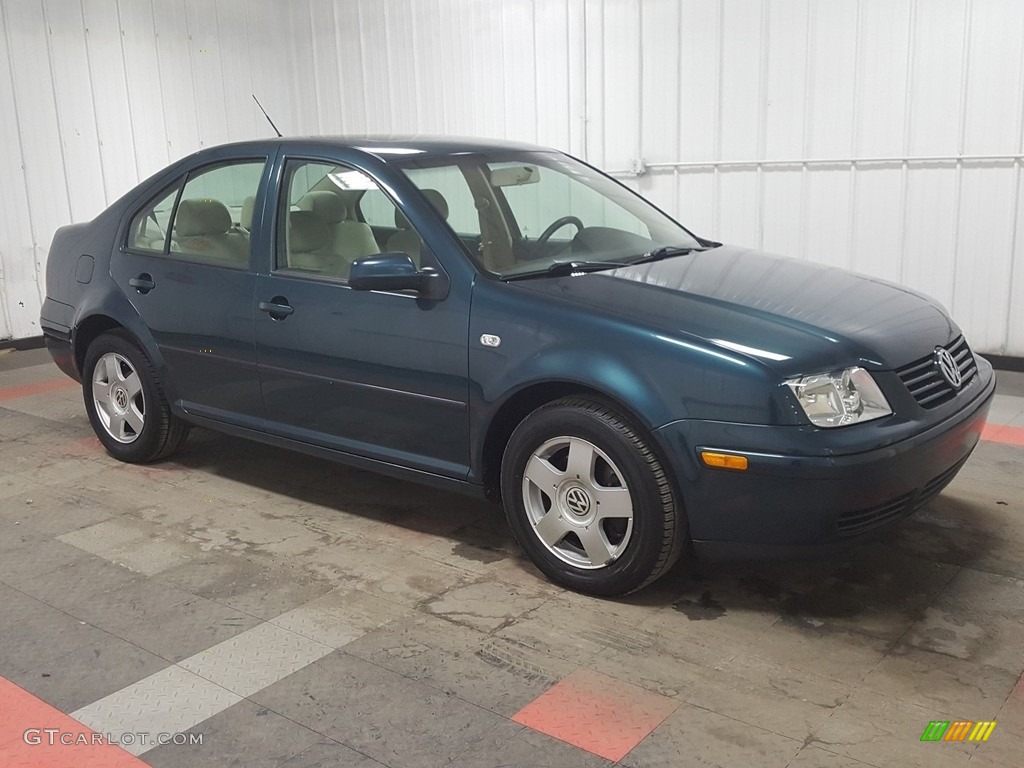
500,397,684,596
83,330,188,463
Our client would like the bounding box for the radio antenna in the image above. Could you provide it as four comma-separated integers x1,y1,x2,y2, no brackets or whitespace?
252,94,282,137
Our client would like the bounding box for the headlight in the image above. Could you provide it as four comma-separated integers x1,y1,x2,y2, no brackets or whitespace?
785,367,892,428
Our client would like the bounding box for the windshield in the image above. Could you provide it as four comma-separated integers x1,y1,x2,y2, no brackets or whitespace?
397,151,701,278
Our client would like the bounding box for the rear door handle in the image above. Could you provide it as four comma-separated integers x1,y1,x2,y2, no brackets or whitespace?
258,299,294,319
128,274,155,293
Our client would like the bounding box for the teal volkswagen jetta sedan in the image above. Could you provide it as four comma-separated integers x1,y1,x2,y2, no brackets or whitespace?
40,136,995,595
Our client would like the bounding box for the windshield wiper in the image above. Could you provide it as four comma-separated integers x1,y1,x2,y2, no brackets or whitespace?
627,245,705,265
504,259,633,281
503,243,720,281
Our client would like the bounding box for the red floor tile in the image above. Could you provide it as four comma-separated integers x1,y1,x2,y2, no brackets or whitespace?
982,423,1024,447
0,378,77,402
512,668,679,762
0,676,146,768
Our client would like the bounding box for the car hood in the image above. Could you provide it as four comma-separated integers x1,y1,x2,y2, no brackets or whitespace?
513,245,957,374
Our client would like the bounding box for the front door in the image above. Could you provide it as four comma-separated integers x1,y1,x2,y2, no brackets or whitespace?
111,158,269,422
254,158,471,477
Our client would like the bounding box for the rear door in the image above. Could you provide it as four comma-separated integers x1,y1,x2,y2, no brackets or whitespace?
111,157,271,423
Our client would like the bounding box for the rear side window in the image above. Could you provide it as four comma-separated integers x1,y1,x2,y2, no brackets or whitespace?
169,161,265,267
127,184,180,253
125,159,265,268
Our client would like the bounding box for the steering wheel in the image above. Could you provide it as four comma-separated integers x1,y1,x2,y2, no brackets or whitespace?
534,216,584,250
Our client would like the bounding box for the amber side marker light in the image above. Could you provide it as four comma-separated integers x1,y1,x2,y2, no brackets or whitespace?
701,451,749,471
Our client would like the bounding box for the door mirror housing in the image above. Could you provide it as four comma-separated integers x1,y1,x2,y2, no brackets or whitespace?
349,252,447,299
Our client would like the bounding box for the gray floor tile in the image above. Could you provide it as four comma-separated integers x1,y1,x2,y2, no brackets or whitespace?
448,720,612,767
0,584,109,676
590,646,849,742
251,651,505,768
345,612,576,716
277,738,385,768
0,485,124,537
860,645,1018,713
0,530,93,590
143,699,325,768
112,595,262,663
621,702,802,768
809,688,975,768
786,746,882,767
156,550,336,620
7,634,169,712
423,579,550,632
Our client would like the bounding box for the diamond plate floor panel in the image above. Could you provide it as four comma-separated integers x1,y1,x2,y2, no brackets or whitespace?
70,666,242,756
511,667,679,761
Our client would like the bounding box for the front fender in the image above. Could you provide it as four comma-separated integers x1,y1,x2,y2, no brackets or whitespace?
467,277,780,483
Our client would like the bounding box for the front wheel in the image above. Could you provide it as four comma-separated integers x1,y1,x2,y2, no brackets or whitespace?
500,397,685,596
82,330,188,463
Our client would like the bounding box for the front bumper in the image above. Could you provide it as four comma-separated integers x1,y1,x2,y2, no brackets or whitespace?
653,358,996,558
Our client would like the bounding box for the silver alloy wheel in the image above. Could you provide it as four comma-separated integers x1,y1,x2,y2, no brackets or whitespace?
92,352,146,444
521,436,634,569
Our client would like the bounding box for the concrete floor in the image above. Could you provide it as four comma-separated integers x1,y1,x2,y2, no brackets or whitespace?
1,345,1022,768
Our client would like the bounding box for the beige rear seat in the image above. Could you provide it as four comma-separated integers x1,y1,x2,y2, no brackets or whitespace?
172,199,249,266
298,191,380,263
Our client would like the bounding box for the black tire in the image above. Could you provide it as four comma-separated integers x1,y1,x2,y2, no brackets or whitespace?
82,330,189,463
500,397,685,596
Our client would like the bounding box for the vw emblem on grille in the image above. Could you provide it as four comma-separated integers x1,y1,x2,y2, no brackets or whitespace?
935,347,962,389
565,486,591,516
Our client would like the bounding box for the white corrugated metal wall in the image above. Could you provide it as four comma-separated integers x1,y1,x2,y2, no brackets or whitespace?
2,0,1023,355
0,0,294,341
284,0,1024,356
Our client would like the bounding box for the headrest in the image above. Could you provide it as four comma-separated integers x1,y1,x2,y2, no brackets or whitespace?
240,196,255,230
176,199,231,237
395,188,449,229
288,211,329,253
423,189,449,221
298,191,347,224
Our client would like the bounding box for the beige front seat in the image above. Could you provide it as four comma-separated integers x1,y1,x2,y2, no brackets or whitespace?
173,199,248,265
298,191,379,262
386,189,448,265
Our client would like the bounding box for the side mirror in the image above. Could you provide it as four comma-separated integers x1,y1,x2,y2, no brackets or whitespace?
349,252,447,299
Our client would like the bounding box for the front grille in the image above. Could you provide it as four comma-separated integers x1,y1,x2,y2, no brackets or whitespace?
895,335,977,409
837,492,915,537
836,457,969,537
916,457,968,508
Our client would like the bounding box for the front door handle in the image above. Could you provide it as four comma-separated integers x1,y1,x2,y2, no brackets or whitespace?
258,298,294,319
128,274,155,294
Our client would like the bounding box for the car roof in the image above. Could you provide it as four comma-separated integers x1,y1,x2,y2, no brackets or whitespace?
195,134,555,163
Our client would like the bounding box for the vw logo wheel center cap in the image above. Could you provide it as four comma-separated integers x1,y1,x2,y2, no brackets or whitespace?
112,386,130,412
559,482,594,524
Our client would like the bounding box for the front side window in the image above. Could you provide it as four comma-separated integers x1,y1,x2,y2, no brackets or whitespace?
279,160,425,279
